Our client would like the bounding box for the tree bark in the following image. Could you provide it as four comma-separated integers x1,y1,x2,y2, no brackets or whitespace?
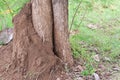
1,0,73,80
52,0,73,66
12,3,57,80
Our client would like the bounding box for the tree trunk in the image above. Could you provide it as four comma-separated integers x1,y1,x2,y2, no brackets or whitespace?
52,0,73,66
1,0,73,80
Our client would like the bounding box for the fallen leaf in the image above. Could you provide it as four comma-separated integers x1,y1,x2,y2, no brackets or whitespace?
93,73,100,80
93,54,100,62
76,65,84,71
104,57,110,61
56,78,60,80
87,24,99,29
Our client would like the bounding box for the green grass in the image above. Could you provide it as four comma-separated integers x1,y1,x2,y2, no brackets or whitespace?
0,0,29,30
69,0,120,76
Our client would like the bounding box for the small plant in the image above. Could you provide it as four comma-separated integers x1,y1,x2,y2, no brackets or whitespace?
81,64,95,76
0,41,4,45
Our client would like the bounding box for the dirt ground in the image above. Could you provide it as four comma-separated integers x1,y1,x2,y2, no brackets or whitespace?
0,44,119,80
0,42,12,79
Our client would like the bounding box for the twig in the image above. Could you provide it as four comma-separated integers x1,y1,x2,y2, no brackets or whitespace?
69,0,83,31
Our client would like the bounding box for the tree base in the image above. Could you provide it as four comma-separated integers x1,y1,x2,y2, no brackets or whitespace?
0,1,73,80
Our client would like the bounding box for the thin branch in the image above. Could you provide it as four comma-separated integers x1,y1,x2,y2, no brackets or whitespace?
69,0,83,31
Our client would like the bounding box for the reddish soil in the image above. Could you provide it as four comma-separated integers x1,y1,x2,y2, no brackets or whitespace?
0,43,120,80
0,42,12,79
